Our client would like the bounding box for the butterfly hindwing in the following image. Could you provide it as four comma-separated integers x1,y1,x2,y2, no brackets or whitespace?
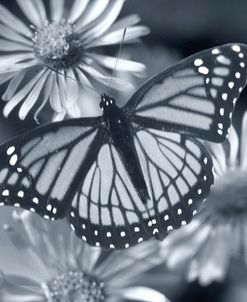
125,43,247,142
69,142,154,249
0,118,103,220
133,126,213,239
69,126,213,249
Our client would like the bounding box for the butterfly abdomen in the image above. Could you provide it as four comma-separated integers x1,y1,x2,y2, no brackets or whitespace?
103,102,150,203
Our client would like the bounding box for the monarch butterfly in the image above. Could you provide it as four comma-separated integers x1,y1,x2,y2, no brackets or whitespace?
0,43,246,249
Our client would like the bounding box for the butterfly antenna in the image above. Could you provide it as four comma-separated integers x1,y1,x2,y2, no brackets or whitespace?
109,27,127,92
45,65,98,95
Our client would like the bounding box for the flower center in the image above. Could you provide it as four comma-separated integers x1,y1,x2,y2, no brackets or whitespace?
207,169,247,218
33,21,83,70
45,270,105,302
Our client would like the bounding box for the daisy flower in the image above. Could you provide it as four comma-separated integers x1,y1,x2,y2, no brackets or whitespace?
0,0,149,121
0,210,171,302
160,111,247,286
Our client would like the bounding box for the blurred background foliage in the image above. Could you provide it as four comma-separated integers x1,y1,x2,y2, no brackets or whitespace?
0,0,247,301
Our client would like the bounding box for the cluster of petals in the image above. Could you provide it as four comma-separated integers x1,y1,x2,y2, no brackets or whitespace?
0,0,149,121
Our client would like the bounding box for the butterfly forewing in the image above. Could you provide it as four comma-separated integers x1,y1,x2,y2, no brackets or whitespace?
0,118,103,219
125,43,247,142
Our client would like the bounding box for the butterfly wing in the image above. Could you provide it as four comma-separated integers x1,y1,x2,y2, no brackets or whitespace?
69,128,213,249
133,127,213,236
0,117,105,220
125,43,247,142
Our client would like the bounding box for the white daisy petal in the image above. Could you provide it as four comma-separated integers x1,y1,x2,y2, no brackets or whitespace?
0,72,17,85
66,101,81,118
52,110,66,121
198,258,226,286
0,24,32,46
81,246,101,272
107,259,162,289
13,211,41,250
205,142,227,174
75,68,94,91
188,225,231,286
0,273,45,302
82,0,125,42
3,224,30,251
49,76,63,112
87,53,146,75
33,1,47,25
50,0,65,22
13,212,65,277
1,273,41,288
97,242,160,281
16,0,43,27
0,59,38,75
74,88,100,117
34,72,55,122
4,220,49,279
3,69,45,117
163,223,212,270
108,14,141,32
0,39,32,52
76,0,110,30
79,64,134,91
57,70,79,111
211,156,225,178
0,53,35,69
65,70,80,107
0,4,32,37
240,111,247,169
2,70,26,101
87,26,150,48
161,219,202,250
19,71,50,120
228,126,239,168
120,287,171,302
68,0,90,23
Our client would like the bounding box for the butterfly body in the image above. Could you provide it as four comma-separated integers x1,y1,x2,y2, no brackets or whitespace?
100,94,150,203
0,43,246,249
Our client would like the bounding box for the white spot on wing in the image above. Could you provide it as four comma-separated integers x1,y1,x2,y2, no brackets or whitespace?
198,66,209,75
9,154,18,166
212,48,220,54
7,146,15,156
32,197,39,204
194,59,203,66
222,93,228,101
235,72,241,79
232,44,241,52
2,189,9,196
17,191,24,198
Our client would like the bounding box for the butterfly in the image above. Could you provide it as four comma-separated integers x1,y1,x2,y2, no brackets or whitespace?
0,43,246,249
